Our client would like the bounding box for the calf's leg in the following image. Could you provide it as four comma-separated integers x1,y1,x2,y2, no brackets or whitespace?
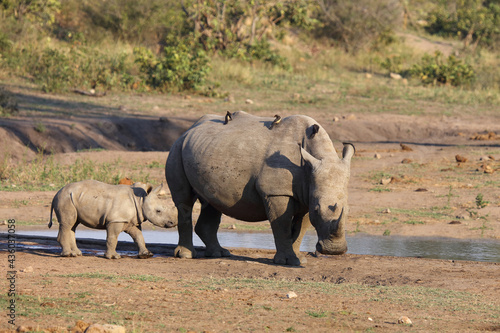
105,222,125,259
125,224,153,258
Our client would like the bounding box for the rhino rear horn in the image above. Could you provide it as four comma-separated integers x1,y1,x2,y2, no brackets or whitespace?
299,144,321,170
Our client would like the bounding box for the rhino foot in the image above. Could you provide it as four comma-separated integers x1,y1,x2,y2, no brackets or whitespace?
174,246,196,259
61,250,82,257
205,247,231,258
273,252,301,266
138,250,154,259
105,252,121,259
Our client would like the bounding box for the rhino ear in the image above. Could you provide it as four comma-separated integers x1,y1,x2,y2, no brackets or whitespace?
342,143,355,162
299,144,321,170
156,183,169,199
145,184,153,194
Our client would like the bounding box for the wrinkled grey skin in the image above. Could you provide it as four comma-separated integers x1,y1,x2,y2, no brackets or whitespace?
165,111,354,265
48,180,177,259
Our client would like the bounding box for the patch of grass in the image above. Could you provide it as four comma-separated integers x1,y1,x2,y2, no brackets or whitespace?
390,208,450,220
369,187,392,192
34,121,46,133
57,272,165,283
403,220,425,225
383,229,391,236
147,161,164,169
306,310,329,318
0,150,152,191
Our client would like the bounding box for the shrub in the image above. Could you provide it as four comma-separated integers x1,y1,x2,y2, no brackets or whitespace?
409,51,475,86
31,48,73,92
425,0,500,50
0,88,19,117
134,35,210,91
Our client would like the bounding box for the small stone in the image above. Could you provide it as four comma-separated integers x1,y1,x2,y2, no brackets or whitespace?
16,326,30,333
456,213,470,220
374,153,382,159
455,154,468,163
12,184,16,188
118,105,127,111
397,316,412,325
365,73,372,79
343,114,356,121
415,188,428,192
49,183,55,187
20,266,33,273
390,72,402,80
479,155,492,161
152,105,160,111
89,89,95,95
448,221,461,225
286,291,298,299
401,158,413,164
159,117,169,123
332,116,340,122
368,317,373,321
0,220,7,225
382,208,391,214
245,99,254,104
380,178,391,185
227,224,236,230
483,165,494,174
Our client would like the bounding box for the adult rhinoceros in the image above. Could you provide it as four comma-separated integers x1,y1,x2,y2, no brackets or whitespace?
165,111,354,265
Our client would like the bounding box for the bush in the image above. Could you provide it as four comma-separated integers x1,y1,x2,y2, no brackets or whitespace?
134,35,210,91
409,51,475,86
31,48,73,92
425,0,500,50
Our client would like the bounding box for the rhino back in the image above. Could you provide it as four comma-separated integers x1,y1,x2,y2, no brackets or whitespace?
61,180,138,227
177,111,336,220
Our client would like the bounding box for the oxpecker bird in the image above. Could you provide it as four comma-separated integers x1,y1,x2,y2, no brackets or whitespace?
224,111,232,125
270,114,281,129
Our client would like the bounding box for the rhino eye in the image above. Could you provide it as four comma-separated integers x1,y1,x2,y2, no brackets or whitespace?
156,209,162,215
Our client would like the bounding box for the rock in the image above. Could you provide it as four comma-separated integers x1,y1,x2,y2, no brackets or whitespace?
380,178,391,185
368,317,373,321
390,73,402,80
479,155,493,161
16,326,30,333
227,224,236,230
0,220,7,225
400,143,413,151
401,158,413,164
374,153,382,159
73,320,91,332
382,208,391,214
286,291,298,299
152,105,160,111
20,266,33,273
84,324,126,333
397,316,412,325
245,99,254,104
448,221,461,225
455,154,468,163
343,114,356,121
332,116,340,122
365,73,372,79
415,188,428,192
118,105,127,111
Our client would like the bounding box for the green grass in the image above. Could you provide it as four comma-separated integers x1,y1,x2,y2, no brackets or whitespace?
0,150,152,191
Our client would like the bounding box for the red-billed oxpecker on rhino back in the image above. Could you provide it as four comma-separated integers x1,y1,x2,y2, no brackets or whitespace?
165,111,354,265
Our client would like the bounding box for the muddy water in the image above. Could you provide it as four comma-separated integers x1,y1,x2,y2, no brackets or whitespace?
14,229,500,262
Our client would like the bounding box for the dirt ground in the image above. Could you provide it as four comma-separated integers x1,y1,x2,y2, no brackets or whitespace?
1,89,500,332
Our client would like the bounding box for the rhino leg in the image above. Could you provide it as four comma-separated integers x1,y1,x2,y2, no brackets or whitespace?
174,202,197,259
125,224,153,259
56,208,82,257
265,196,302,266
291,213,311,264
195,203,230,258
105,223,125,259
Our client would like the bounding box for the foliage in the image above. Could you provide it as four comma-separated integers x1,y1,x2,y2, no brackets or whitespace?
425,0,500,50
31,48,73,92
0,87,18,116
0,0,61,26
315,0,401,53
134,35,210,91
408,51,475,86
475,193,489,209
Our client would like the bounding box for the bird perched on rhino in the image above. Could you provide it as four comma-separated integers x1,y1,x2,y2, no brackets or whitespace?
224,111,232,125
270,114,281,129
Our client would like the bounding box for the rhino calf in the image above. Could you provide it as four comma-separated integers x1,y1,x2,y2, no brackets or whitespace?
49,180,177,259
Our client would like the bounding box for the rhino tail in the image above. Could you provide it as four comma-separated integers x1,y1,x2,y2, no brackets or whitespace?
48,198,56,228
